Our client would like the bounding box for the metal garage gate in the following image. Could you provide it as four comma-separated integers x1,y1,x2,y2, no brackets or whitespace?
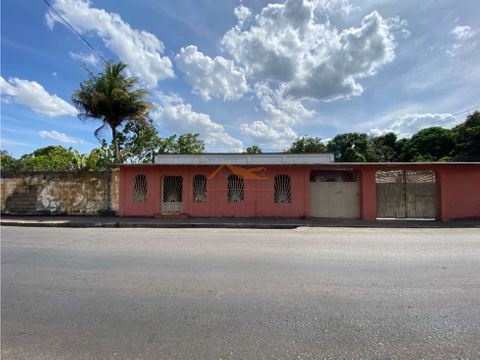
310,170,360,218
376,170,437,218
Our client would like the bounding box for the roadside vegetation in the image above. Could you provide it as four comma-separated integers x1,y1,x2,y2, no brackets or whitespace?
1,60,479,172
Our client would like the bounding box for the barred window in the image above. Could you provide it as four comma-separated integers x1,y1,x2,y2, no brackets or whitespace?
192,175,207,203
227,175,244,203
133,174,147,203
274,175,292,203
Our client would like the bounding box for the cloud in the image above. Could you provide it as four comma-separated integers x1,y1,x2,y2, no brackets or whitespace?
240,121,297,148
451,25,473,41
175,45,248,101
152,93,243,152
240,82,312,147
0,76,77,117
69,51,100,67
46,0,174,87
370,113,460,138
39,130,86,144
447,25,475,57
221,0,396,102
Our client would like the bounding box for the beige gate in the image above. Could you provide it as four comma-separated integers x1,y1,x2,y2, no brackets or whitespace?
161,175,183,213
310,170,360,218
376,170,437,218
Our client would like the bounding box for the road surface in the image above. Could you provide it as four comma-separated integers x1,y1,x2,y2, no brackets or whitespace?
2,226,480,359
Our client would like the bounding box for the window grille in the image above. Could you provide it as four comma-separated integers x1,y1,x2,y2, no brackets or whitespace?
132,174,147,203
227,175,244,203
192,175,207,203
376,170,435,184
163,176,183,203
274,175,292,203
310,170,358,182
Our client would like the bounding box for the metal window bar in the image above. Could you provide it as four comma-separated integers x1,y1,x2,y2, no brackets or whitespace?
132,174,147,203
310,170,357,182
227,175,244,203
376,170,435,183
192,175,207,203
162,176,183,203
274,174,292,203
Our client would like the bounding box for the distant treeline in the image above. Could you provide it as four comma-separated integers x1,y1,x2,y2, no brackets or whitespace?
1,111,478,172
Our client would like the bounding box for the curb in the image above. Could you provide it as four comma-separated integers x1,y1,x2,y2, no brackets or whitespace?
2,220,479,229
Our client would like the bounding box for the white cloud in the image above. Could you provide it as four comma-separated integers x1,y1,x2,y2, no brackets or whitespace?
46,0,174,87
0,76,77,117
221,0,396,102
39,130,86,144
370,113,460,138
152,93,243,152
447,25,475,57
240,82,313,148
234,5,252,26
451,25,473,41
175,45,248,101
240,121,297,148
69,51,100,67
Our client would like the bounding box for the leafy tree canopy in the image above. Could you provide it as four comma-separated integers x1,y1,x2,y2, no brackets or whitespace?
450,111,480,161
401,127,454,161
287,136,327,153
327,133,377,162
245,145,263,154
72,61,153,162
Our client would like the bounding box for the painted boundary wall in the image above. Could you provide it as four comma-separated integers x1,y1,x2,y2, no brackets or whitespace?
1,171,119,215
119,163,480,221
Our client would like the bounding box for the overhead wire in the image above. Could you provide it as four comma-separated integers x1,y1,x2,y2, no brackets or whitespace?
41,0,108,64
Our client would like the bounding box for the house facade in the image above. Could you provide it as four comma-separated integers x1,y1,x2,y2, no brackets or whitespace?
118,154,480,221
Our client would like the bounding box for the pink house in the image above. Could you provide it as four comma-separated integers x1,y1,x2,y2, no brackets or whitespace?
118,154,480,221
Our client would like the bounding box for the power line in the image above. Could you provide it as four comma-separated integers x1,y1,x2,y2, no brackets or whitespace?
42,0,108,64
390,105,480,135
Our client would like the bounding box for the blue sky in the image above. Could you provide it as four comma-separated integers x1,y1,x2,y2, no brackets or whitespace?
1,0,479,157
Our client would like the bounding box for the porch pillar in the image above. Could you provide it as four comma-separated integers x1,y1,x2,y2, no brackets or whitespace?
360,168,377,221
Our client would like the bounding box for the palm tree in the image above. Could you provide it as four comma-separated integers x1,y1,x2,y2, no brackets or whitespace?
72,62,153,162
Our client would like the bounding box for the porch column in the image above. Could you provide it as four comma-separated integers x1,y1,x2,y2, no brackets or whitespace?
360,168,377,221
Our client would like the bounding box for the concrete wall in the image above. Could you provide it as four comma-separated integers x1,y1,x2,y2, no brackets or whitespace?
119,164,480,220
119,165,308,218
1,171,119,215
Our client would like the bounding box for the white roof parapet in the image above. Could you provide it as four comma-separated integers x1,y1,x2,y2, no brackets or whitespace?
154,153,334,165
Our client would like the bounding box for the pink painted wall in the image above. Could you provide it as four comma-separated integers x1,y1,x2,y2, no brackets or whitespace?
119,164,480,220
120,165,308,218
436,165,480,220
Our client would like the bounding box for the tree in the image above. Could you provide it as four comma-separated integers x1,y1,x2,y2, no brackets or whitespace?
16,146,75,171
72,62,153,162
371,132,401,162
174,133,205,154
0,151,20,172
245,145,263,154
287,136,327,153
327,133,377,162
117,119,162,163
401,127,454,161
451,111,480,161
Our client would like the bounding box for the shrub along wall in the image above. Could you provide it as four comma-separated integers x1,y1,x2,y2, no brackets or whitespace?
0,170,119,215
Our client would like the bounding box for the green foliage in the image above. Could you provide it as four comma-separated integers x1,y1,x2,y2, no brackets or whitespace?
117,119,161,163
370,132,401,162
245,145,263,154
450,111,480,161
17,146,76,171
287,136,327,153
327,133,377,162
156,133,205,154
1,151,19,172
401,127,454,162
72,61,153,162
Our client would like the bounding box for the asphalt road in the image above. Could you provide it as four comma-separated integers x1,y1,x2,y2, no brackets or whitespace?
2,226,480,359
